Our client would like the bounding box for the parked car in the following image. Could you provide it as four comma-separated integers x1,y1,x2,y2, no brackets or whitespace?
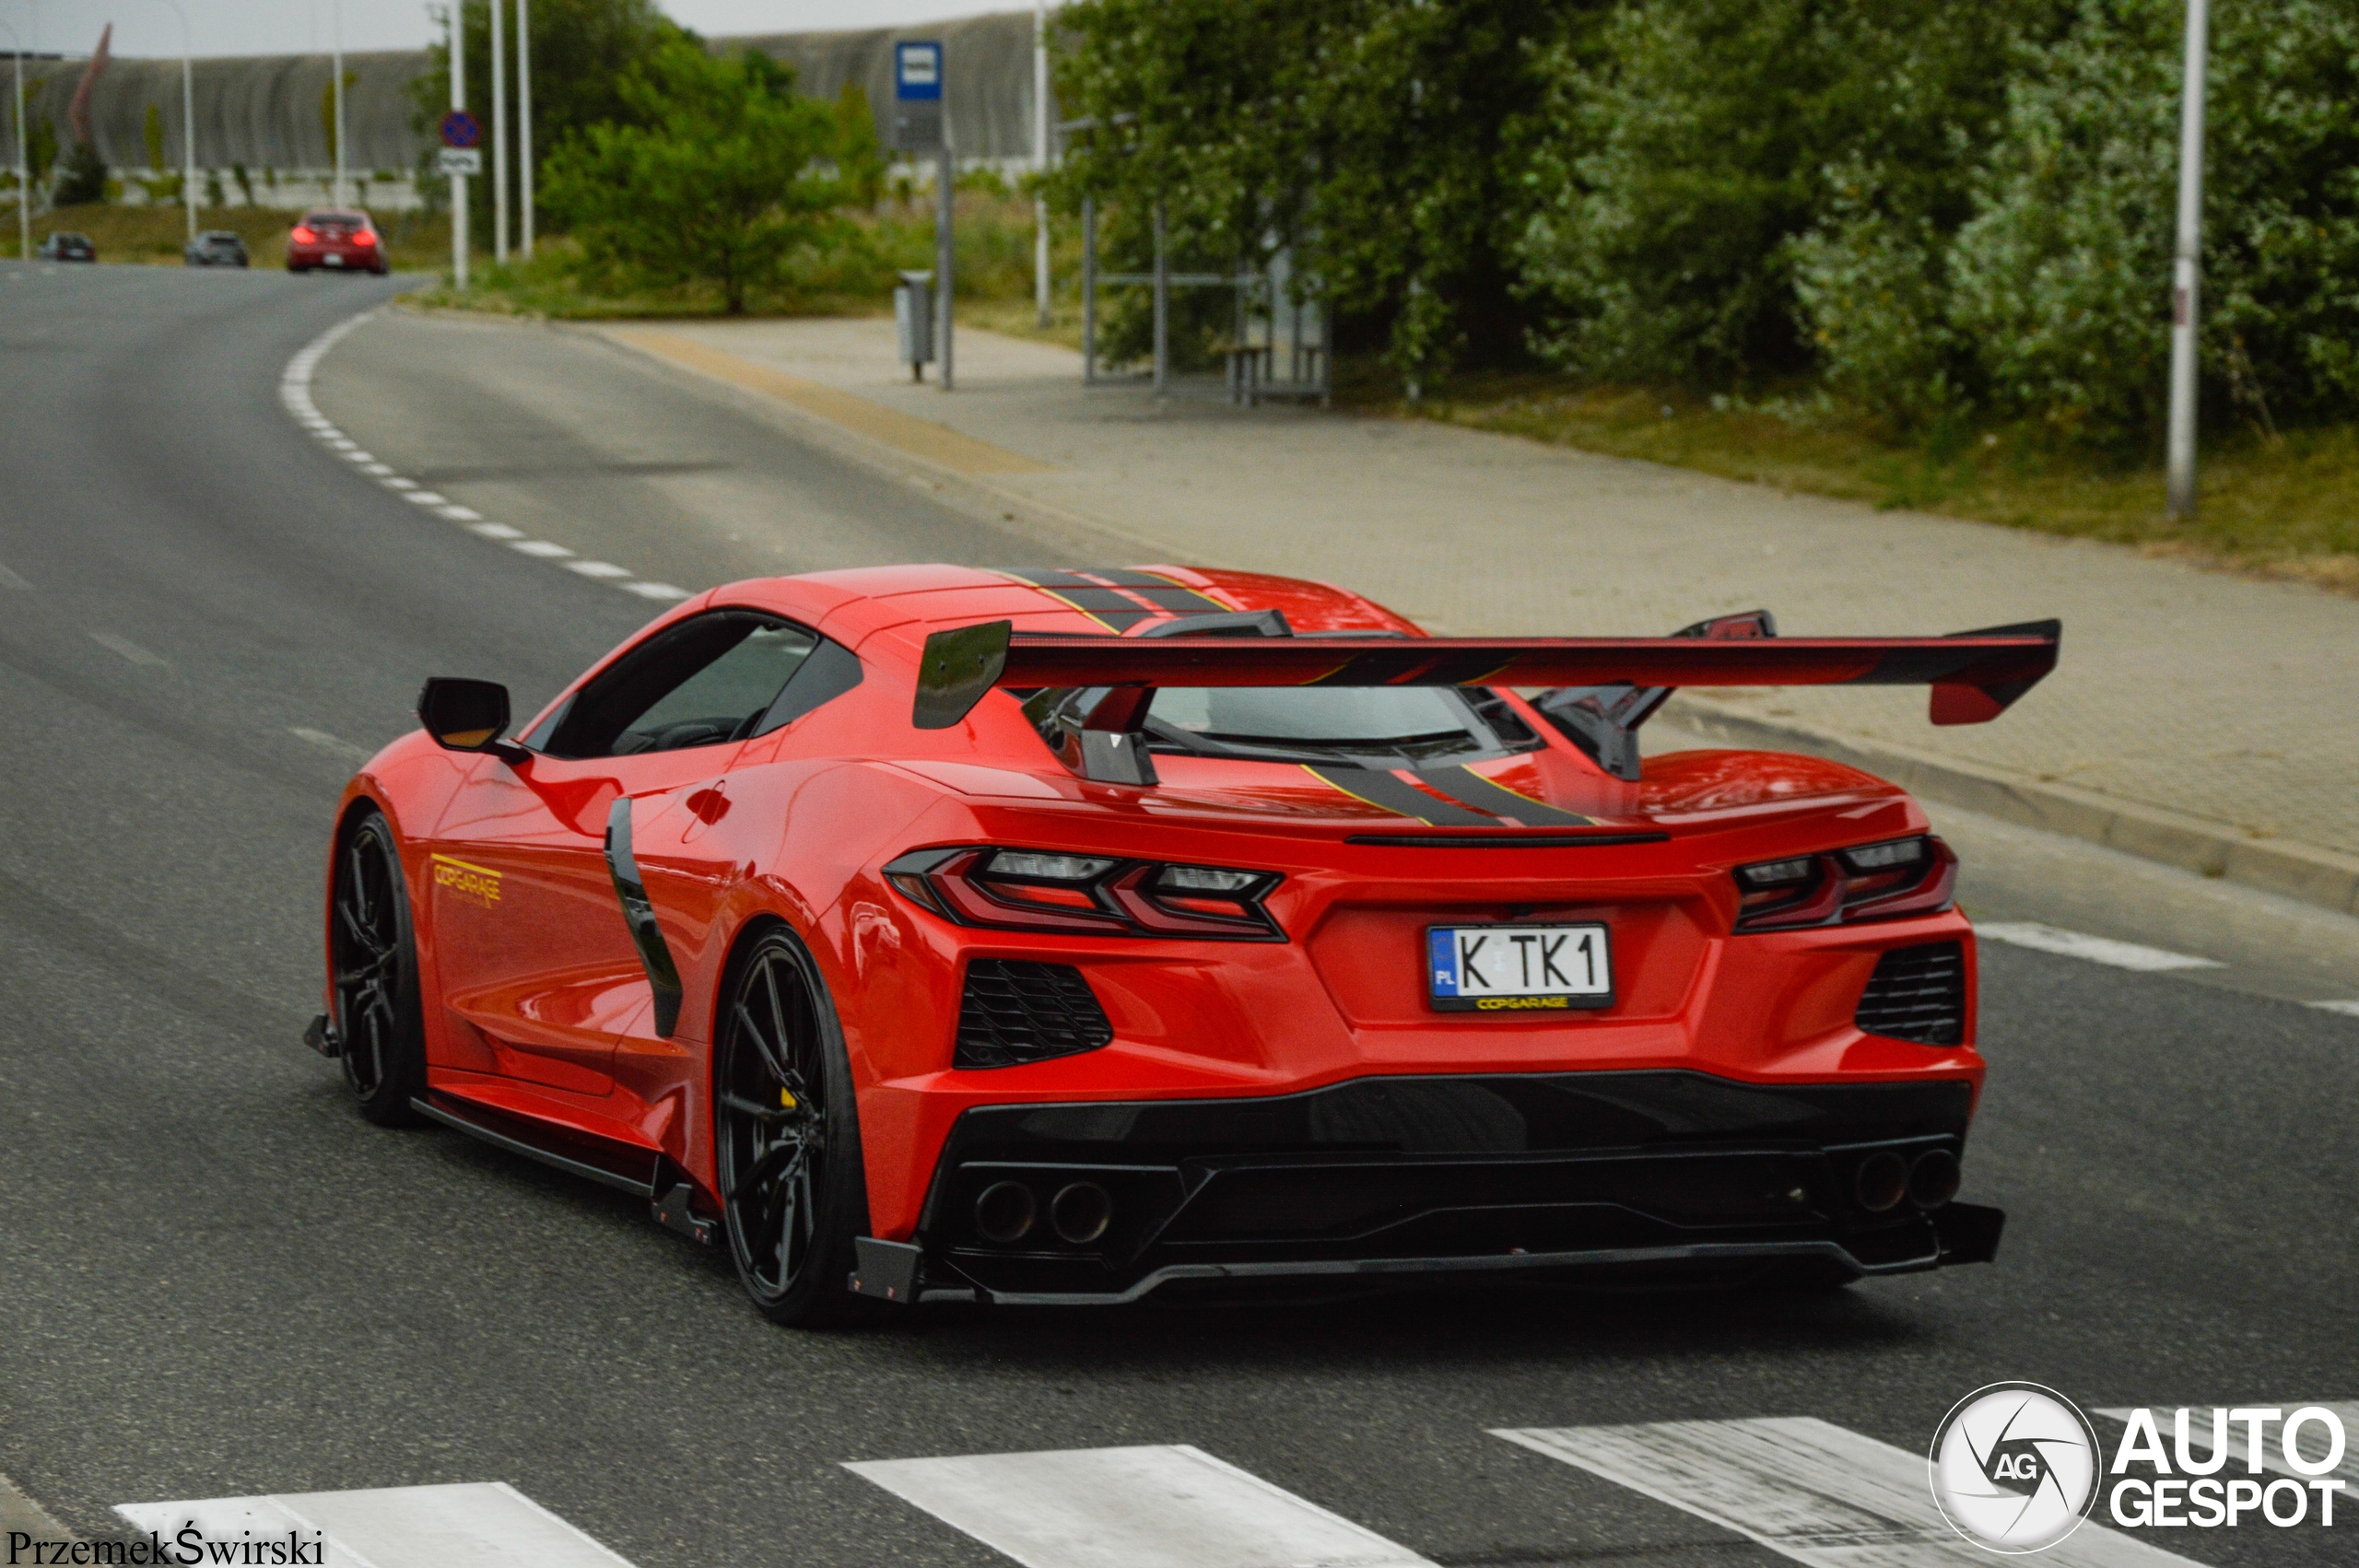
286,209,386,275
184,229,250,267
37,231,96,263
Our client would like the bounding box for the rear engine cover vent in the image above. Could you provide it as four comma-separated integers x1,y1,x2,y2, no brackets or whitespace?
1855,941,1966,1046
957,960,1115,1069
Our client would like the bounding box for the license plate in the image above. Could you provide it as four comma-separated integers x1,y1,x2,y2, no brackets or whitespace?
1427,923,1613,1012
323,252,344,266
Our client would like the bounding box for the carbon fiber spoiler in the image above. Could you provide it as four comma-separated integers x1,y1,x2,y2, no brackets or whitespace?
911,615,2058,784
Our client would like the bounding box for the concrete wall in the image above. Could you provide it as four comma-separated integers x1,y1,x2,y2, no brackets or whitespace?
732,11,1057,163
1,11,1053,200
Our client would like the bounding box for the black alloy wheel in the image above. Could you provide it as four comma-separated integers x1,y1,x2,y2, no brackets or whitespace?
714,928,877,1327
329,811,427,1125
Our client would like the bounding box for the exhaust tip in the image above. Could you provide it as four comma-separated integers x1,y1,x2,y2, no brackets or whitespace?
1908,1149,1962,1209
975,1180,1037,1244
1050,1181,1113,1245
1854,1151,1909,1213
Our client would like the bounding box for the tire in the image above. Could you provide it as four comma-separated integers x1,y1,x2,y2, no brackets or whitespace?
329,810,428,1126
712,926,881,1328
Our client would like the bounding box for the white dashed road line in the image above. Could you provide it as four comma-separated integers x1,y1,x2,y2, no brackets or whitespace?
2307,1000,2359,1017
1494,1419,2201,1568
290,727,375,766
1975,922,2225,973
89,632,167,667
0,560,32,591
280,310,690,605
116,1481,636,1568
846,1445,1437,1568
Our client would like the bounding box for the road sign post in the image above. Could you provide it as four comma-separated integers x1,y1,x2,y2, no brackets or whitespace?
896,42,952,392
440,98,481,291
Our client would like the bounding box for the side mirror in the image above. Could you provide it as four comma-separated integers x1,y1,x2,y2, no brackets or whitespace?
417,677,520,755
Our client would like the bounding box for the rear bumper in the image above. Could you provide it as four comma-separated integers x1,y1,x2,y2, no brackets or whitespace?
903,1070,1999,1304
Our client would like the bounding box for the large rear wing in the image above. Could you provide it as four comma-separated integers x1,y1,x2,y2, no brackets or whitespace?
910,616,2060,782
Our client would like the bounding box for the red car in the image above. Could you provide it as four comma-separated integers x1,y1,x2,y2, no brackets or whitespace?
287,207,387,275
311,565,2058,1326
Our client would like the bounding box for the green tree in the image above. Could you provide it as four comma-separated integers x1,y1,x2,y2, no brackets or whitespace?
141,101,182,201
1050,0,1586,388
542,41,843,312
411,0,687,230
1944,0,2359,444
833,79,886,209
1517,0,2047,390
53,138,106,205
27,113,60,200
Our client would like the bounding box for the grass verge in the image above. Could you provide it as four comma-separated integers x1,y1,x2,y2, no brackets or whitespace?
1389,374,2359,594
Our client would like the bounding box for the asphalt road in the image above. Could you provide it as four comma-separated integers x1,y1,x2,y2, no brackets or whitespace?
1,265,2353,1568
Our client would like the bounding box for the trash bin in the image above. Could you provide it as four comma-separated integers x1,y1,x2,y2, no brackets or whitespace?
896,271,935,380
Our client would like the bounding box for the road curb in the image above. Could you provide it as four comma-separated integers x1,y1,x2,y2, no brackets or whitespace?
579,322,1187,568
1670,702,2359,919
567,316,2359,921
2,1472,75,1546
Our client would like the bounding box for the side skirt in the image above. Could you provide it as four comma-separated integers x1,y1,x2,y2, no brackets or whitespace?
410,1091,716,1246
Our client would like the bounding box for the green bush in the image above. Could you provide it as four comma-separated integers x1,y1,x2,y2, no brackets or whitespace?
1952,0,2359,442
1517,0,2034,389
543,41,844,313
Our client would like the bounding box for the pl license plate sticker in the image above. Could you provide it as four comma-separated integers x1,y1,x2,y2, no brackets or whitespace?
1427,923,1613,1012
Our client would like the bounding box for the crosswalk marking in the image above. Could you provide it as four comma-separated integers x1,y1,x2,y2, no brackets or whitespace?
114,1482,635,1568
2095,1402,2358,1484
844,1444,1436,1568
1976,922,2224,972
1493,1418,2200,1568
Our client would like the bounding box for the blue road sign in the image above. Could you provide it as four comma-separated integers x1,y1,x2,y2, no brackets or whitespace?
439,111,482,150
895,41,943,101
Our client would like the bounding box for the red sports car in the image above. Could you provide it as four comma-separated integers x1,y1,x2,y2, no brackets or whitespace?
311,565,2057,1326
286,208,387,275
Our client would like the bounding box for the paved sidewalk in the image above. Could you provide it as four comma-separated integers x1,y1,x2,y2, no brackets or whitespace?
605,318,2359,913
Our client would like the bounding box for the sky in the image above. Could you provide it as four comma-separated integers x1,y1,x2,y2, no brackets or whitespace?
8,1,1027,59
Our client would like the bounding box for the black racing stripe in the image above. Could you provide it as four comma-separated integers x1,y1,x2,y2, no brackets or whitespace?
1086,569,1231,614
1412,766,1597,827
1308,766,1501,827
997,569,1156,632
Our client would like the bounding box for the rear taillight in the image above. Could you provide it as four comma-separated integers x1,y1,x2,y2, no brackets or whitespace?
885,847,1284,940
354,230,378,247
1733,836,1956,931
290,226,317,244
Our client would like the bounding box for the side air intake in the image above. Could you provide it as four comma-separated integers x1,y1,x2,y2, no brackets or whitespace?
1854,941,1966,1046
956,960,1115,1069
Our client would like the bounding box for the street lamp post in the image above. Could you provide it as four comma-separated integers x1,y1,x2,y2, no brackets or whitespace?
488,0,506,262
331,0,345,206
516,0,533,258
1033,0,1050,327
2,19,27,262
2165,0,2210,519
154,0,194,241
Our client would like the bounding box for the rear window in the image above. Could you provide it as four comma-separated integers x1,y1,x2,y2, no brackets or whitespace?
1023,684,1543,767
305,211,367,227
